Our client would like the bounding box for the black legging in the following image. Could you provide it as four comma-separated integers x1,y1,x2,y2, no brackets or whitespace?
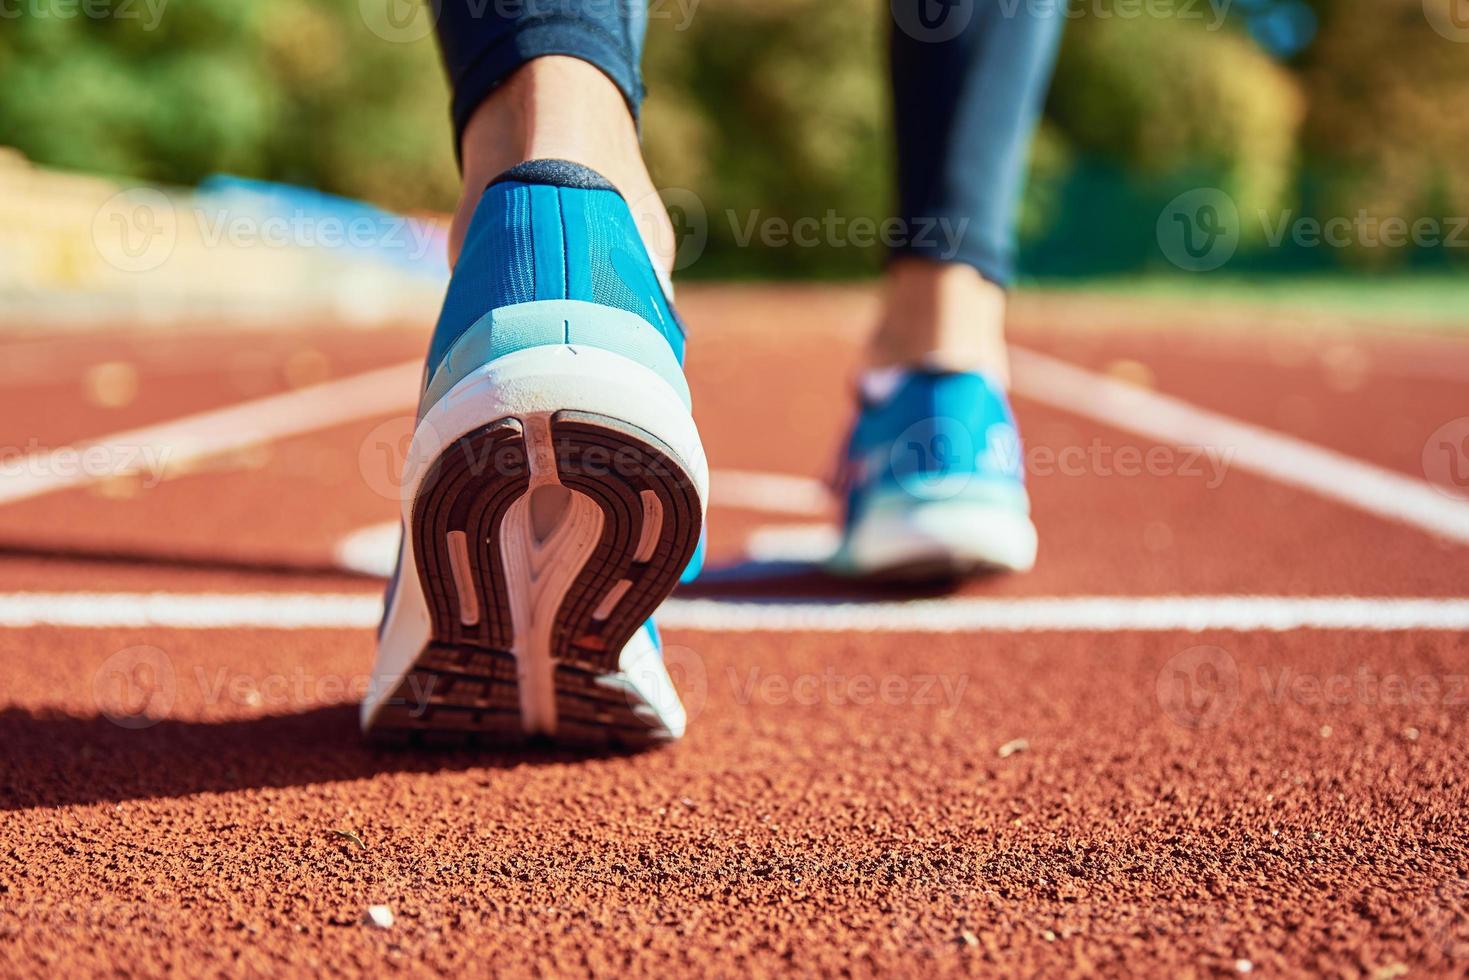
431,0,1063,285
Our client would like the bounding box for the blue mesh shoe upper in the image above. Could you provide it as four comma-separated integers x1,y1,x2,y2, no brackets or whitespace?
838,369,1030,526
427,159,686,383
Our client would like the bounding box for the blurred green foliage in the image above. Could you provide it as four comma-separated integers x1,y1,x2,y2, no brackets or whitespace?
1,0,1465,275
0,0,461,210
1045,4,1303,237
1299,0,1469,269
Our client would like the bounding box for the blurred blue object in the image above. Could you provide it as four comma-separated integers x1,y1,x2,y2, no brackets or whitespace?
197,175,449,280
1247,0,1318,59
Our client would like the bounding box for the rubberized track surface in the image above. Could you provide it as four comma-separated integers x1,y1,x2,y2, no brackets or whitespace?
2,286,1467,976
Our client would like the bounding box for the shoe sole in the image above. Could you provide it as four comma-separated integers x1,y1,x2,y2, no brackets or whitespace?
363,345,705,748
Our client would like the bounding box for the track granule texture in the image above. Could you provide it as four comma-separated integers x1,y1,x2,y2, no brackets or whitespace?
1,286,1466,977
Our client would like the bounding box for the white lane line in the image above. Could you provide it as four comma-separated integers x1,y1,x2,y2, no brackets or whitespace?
658,595,1469,633
0,351,834,514
744,522,841,564
1,592,1466,633
1010,346,1469,545
0,592,385,630
335,522,402,577
0,359,423,506
12,339,1464,552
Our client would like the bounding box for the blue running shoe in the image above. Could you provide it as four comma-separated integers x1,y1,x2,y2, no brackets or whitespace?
829,368,1037,579
362,160,705,747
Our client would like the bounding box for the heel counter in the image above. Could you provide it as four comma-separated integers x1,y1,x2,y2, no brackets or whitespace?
428,168,685,382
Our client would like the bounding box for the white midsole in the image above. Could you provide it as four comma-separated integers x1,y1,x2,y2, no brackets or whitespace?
833,500,1038,575
362,344,707,733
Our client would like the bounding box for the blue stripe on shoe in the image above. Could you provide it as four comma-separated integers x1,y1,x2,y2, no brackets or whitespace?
529,184,566,301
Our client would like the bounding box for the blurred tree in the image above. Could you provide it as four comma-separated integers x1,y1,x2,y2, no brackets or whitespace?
1298,0,1469,268
0,0,458,211
3,0,1456,276
1046,2,1304,237
641,0,889,277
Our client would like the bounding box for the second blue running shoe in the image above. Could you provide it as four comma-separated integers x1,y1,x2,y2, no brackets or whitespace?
829,368,1037,580
362,160,705,748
